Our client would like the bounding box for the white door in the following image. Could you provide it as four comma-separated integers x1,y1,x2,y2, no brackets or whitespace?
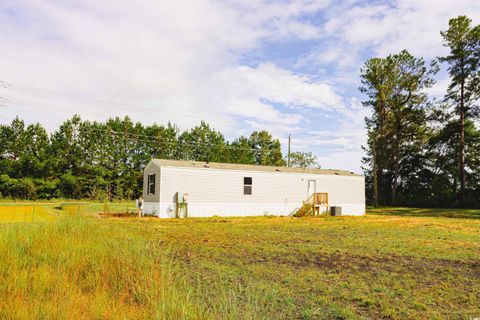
307,180,316,198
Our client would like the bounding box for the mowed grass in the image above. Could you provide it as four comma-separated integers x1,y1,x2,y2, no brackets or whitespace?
0,205,479,319
368,206,480,219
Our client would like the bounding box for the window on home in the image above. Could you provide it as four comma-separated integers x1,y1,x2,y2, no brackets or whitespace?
148,174,156,195
243,177,252,195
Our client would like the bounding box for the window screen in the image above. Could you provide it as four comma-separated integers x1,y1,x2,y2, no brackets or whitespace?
148,174,156,195
243,177,252,195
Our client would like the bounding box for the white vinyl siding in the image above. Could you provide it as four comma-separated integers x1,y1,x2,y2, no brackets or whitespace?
142,161,365,218
156,167,364,215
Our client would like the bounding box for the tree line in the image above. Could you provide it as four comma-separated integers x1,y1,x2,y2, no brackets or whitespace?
0,115,319,200
361,15,480,208
2,15,478,208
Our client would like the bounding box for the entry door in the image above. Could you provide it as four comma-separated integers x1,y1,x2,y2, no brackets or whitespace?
307,180,316,198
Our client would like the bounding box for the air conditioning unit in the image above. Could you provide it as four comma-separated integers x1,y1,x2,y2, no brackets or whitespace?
330,206,342,216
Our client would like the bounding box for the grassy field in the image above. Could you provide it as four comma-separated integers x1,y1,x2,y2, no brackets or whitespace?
0,204,479,319
0,202,136,223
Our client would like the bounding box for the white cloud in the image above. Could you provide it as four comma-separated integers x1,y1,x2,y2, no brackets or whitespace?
323,0,480,59
1,0,478,174
293,0,480,172
0,0,335,138
286,97,369,172
211,63,343,111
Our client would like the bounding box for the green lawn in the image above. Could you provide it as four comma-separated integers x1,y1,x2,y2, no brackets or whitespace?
0,204,479,319
368,206,480,219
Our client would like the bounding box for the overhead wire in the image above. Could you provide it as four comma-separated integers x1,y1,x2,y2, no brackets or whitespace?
2,98,282,154
2,98,363,160
0,78,243,127
0,78,363,162
78,126,283,155
0,79,284,154
0,77,335,139
0,78,320,138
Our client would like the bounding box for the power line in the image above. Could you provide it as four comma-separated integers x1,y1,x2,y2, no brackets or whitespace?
0,78,243,128
2,98,286,155
0,78,327,143
0,78,314,138
3,97,281,153
1,102,362,160
55,124,284,155
0,81,13,88
0,78,363,161
0,97,8,107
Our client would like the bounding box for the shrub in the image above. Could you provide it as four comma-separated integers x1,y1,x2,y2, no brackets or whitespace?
293,203,313,217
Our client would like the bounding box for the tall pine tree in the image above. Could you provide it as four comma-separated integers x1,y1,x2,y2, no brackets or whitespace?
439,16,480,204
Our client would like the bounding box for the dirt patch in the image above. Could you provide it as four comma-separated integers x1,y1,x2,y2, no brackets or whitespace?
97,212,138,218
180,245,479,282
254,251,480,280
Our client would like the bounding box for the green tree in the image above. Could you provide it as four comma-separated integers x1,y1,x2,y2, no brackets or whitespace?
360,56,396,206
0,117,49,185
288,151,320,169
360,50,438,205
144,122,179,160
227,136,255,164
439,15,480,204
49,115,84,177
386,51,438,204
0,117,28,176
0,114,286,200
103,117,145,200
19,123,49,178
248,131,284,166
428,116,480,207
177,121,227,162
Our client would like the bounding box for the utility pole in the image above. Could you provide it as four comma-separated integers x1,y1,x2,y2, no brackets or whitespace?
287,134,291,167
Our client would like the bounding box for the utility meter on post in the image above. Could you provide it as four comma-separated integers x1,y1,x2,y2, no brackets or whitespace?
136,197,144,217
176,192,188,218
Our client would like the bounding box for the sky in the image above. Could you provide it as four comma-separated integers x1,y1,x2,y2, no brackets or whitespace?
1,0,479,173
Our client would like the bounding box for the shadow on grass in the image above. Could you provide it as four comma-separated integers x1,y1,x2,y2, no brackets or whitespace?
367,206,480,219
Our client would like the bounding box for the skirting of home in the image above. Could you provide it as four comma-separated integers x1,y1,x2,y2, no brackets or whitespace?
142,202,365,218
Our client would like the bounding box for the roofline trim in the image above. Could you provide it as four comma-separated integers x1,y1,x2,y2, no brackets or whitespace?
148,159,362,177
161,165,364,178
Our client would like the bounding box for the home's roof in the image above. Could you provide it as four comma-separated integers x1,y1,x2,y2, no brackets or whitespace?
149,159,361,177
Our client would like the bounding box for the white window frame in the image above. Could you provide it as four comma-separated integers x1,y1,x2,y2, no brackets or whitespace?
147,174,156,195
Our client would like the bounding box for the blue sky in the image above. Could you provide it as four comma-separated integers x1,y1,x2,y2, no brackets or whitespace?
1,0,479,172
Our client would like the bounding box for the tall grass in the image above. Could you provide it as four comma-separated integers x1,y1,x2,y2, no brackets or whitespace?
0,216,208,319
0,215,284,319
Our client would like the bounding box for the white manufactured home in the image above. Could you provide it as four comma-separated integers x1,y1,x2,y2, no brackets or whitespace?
142,159,365,218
